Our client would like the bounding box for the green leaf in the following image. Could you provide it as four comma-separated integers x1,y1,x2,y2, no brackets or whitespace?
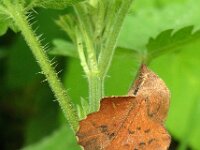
49,39,139,59
26,0,85,9
105,48,139,96
118,0,200,51
115,47,139,58
23,85,60,145
6,36,39,89
132,0,187,11
55,15,76,43
77,97,89,120
62,47,139,106
177,98,200,150
146,26,200,63
49,39,78,58
0,4,20,35
0,48,8,59
0,5,9,36
150,44,200,150
0,20,8,36
23,126,81,150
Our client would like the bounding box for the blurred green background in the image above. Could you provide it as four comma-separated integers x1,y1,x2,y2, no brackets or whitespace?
0,0,200,149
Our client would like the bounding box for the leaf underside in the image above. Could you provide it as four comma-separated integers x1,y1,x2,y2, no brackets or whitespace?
146,26,200,62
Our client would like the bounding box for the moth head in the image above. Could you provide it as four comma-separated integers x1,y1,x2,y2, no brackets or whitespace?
128,64,170,99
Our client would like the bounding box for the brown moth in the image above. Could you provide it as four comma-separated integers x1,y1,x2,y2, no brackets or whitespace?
76,64,171,150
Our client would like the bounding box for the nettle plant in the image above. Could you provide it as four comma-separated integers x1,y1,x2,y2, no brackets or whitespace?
1,0,200,149
0,0,134,132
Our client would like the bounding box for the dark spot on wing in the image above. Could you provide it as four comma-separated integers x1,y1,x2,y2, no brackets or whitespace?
124,143,130,148
108,133,115,139
148,112,154,117
92,121,96,126
137,127,141,130
139,142,146,146
128,129,135,134
84,138,100,150
99,125,108,133
76,132,85,138
148,138,156,144
144,129,150,133
134,87,139,95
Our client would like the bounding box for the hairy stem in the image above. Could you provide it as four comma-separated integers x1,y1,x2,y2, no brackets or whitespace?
6,2,79,131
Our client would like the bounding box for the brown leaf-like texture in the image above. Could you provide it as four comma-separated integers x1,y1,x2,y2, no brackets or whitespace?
76,64,171,150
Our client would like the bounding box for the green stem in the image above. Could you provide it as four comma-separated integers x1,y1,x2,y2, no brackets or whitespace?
75,28,90,75
74,1,133,112
6,2,78,131
74,5,98,72
74,5,103,112
76,28,103,112
88,74,104,112
98,0,133,76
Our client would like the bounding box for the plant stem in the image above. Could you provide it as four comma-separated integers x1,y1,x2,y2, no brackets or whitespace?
74,5,98,72
88,74,104,112
6,2,79,131
76,26,103,112
76,28,90,75
74,1,133,112
74,5,103,112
